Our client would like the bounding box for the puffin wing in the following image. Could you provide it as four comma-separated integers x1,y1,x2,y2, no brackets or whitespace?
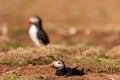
65,67,73,76
37,31,50,45
65,68,85,76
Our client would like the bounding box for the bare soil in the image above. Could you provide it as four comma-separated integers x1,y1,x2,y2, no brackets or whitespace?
0,64,120,80
0,1,120,79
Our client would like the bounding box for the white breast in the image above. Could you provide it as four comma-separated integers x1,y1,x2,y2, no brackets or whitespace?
29,25,41,47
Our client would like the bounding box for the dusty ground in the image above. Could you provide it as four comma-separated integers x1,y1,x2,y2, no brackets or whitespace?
1,26,120,80
0,40,120,80
1,65,120,80
0,0,120,80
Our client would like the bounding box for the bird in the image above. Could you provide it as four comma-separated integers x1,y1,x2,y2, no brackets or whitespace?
49,60,85,76
28,16,50,47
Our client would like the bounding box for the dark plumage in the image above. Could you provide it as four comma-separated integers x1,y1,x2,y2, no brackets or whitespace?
50,61,85,76
29,16,50,47
55,67,84,76
37,29,50,45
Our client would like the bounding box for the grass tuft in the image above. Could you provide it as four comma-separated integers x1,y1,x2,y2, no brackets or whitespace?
0,42,19,51
0,61,12,65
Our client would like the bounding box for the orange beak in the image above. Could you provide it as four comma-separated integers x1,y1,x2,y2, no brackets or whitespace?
48,62,55,68
28,20,32,24
27,20,32,27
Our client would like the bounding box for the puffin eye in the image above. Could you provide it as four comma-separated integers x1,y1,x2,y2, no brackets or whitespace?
58,62,61,64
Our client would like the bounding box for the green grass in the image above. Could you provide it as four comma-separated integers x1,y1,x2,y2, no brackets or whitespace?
75,54,120,73
42,60,53,65
107,64,120,73
76,54,118,64
0,45,120,74
5,75,20,80
51,52,62,58
80,45,91,51
27,59,33,64
0,61,12,65
99,73,104,77
15,61,27,67
0,42,19,51
96,54,117,60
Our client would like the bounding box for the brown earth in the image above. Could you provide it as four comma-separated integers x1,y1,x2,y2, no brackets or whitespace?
0,0,120,80
0,30,120,80
0,64,120,80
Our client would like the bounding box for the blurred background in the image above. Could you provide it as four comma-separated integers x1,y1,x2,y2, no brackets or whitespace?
0,0,120,50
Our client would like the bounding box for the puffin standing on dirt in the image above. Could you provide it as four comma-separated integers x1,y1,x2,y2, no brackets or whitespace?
50,60,85,76
28,16,50,47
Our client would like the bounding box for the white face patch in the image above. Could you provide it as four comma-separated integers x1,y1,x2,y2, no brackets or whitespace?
53,61,65,69
30,17,39,23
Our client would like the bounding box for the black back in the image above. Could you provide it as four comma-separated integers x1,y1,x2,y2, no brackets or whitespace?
55,67,85,76
65,67,85,76
56,68,67,76
37,30,50,45
33,16,50,45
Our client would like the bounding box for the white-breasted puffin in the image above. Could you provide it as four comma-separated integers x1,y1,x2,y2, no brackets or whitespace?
50,60,85,76
28,16,50,47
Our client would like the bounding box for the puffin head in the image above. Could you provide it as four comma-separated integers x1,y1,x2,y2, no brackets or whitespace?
50,61,66,70
28,16,42,25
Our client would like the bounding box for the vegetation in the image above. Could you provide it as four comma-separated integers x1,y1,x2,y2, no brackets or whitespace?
0,0,120,80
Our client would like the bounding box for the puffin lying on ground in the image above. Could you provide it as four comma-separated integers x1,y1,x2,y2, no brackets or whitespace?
50,60,85,76
28,16,50,47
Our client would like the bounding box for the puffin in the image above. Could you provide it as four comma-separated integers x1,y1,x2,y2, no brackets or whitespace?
50,60,85,76
28,16,50,47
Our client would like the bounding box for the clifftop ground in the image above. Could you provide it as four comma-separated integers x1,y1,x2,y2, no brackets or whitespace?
0,0,120,80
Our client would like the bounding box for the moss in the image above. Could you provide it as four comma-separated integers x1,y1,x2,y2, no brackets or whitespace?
27,59,33,64
99,73,104,77
0,61,12,65
97,54,109,59
43,60,53,65
81,45,91,51
96,54,117,60
95,58,102,63
76,56,94,64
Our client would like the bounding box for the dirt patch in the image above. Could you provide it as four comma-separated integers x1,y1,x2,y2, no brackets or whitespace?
0,64,16,74
0,31,120,80
1,65,120,80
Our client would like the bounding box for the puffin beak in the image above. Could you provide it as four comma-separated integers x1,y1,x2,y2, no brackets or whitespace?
48,62,55,68
52,64,55,68
27,20,31,26
28,20,32,24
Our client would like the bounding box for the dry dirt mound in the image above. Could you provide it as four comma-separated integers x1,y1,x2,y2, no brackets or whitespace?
106,46,120,57
0,44,120,80
0,65,16,74
1,65,120,80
